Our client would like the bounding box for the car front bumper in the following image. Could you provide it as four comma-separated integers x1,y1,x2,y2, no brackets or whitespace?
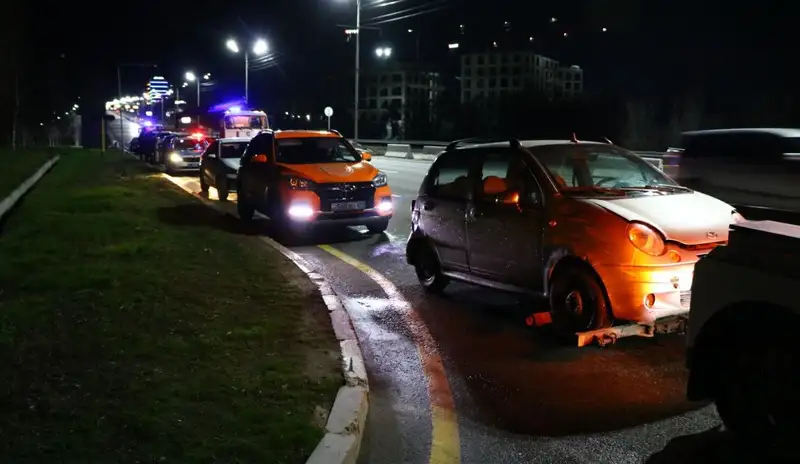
595,261,696,324
166,158,201,171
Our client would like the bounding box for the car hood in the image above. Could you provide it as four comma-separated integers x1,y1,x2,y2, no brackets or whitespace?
586,191,734,245
220,158,240,171
278,162,378,183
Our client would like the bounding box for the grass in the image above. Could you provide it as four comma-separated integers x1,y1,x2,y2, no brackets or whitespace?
0,149,59,200
0,150,342,463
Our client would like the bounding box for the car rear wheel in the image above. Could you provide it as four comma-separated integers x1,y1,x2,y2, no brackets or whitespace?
199,173,209,195
549,266,611,338
413,244,449,294
237,191,255,222
366,218,389,234
216,175,229,201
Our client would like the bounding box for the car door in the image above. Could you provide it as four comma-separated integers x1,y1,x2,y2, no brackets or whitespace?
465,148,546,289
418,150,475,272
239,133,276,207
200,140,220,185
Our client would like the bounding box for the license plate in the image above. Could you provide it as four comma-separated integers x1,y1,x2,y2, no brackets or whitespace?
331,201,365,212
680,290,691,309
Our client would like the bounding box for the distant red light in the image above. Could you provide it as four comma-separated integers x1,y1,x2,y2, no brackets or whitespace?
191,132,204,140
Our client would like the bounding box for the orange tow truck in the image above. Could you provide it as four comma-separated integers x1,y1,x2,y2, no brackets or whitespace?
235,129,393,234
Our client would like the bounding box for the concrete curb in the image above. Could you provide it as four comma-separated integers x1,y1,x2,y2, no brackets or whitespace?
161,175,370,464
0,155,60,223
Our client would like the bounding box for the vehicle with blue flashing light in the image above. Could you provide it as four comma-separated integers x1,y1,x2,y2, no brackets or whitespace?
219,106,269,139
235,129,393,234
163,132,209,174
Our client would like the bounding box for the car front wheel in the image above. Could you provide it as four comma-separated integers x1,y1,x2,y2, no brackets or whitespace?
413,244,449,293
548,266,611,339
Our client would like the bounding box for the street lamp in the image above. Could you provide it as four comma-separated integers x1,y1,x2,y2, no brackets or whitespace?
225,38,269,104
185,71,201,107
340,0,362,141
375,47,392,58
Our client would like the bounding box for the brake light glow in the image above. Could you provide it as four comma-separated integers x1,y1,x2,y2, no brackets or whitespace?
191,132,204,140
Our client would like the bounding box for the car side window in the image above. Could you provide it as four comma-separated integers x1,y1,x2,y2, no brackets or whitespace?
476,150,541,207
244,134,273,159
204,141,218,156
427,152,472,201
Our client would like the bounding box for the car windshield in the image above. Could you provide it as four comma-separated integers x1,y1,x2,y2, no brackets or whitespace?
534,144,678,192
174,138,206,151
220,142,248,158
275,137,360,164
225,115,265,129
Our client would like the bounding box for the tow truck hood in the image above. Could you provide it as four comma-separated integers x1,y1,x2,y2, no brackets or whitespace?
278,162,378,183
587,191,734,245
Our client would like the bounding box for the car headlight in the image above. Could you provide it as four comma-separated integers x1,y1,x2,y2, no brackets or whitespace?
168,152,183,163
372,171,388,187
626,222,666,256
287,176,315,190
732,211,746,224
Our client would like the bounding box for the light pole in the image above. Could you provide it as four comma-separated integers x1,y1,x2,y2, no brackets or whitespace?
352,0,361,141
226,38,268,104
185,72,199,107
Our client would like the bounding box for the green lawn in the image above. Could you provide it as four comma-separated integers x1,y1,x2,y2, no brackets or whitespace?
0,149,58,200
0,150,341,463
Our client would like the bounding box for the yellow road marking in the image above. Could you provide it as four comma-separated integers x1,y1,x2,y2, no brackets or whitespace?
318,244,461,464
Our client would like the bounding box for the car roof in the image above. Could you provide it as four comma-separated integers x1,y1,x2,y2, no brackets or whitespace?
681,128,800,138
459,139,605,149
219,137,252,143
273,130,340,139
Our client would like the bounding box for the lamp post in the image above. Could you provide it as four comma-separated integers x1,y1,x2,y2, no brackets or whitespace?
225,38,268,104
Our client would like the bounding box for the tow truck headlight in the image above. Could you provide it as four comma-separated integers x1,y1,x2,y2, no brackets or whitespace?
168,152,183,164
627,222,666,256
732,211,746,224
372,171,388,187
287,176,315,190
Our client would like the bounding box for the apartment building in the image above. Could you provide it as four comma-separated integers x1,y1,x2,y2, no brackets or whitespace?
459,51,583,102
359,64,444,123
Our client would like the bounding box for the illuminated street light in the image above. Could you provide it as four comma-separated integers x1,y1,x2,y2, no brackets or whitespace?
185,71,202,106
225,38,269,103
185,72,196,82
337,0,363,141
375,47,392,58
602,27,607,32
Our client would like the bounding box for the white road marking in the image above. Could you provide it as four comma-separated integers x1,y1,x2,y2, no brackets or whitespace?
391,194,402,198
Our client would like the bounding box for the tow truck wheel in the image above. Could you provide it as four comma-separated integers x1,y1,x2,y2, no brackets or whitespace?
549,266,611,338
216,175,229,201
714,331,799,448
366,218,390,234
237,194,255,222
413,244,449,294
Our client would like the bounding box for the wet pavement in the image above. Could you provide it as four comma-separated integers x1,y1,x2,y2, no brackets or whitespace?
167,157,723,464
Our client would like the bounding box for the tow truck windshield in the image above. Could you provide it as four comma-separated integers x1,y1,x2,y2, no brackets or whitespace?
276,137,360,164
225,115,265,129
535,144,678,193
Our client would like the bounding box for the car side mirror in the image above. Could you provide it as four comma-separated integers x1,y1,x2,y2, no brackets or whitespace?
252,154,269,163
498,190,520,205
361,152,372,162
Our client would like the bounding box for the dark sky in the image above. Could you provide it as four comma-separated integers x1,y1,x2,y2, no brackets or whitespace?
6,0,792,124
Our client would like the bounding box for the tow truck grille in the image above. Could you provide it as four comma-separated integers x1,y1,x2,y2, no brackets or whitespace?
315,182,375,211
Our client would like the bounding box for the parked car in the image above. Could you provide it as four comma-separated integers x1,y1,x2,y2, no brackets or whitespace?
199,137,251,200
162,134,207,174
236,130,393,233
668,128,800,211
406,137,738,343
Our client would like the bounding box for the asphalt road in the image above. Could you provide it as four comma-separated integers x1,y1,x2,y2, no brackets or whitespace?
167,157,723,464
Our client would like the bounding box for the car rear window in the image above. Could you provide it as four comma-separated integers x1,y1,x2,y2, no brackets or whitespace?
220,142,248,158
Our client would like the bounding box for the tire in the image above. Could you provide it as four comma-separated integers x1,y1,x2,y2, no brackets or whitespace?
714,333,798,447
366,218,390,234
237,192,255,222
548,266,611,338
216,175,229,201
413,244,449,294
199,173,209,195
